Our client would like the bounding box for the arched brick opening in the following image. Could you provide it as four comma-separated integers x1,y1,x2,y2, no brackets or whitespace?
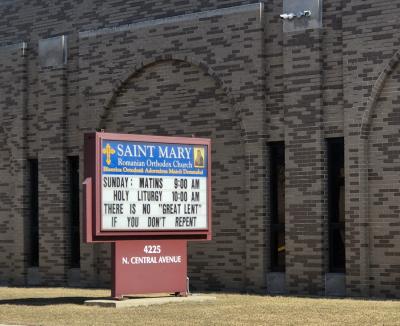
354,49,400,297
364,51,400,298
98,59,247,291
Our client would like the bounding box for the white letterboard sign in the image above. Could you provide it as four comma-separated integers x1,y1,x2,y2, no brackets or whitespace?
101,140,208,231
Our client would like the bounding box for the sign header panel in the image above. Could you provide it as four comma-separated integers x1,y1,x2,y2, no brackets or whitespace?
102,140,207,177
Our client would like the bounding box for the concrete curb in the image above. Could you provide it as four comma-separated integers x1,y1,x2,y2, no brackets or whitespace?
84,294,216,308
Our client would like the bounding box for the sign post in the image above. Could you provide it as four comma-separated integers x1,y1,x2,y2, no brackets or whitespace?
112,240,187,298
84,132,211,298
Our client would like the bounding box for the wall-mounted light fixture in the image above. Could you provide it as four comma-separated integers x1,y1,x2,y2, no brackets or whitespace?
280,10,311,20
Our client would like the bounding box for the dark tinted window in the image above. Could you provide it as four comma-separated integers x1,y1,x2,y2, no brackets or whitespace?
28,159,39,267
270,142,285,272
68,156,80,268
327,138,345,272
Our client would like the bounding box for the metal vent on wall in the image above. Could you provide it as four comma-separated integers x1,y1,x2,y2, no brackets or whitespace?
38,35,68,68
281,0,322,33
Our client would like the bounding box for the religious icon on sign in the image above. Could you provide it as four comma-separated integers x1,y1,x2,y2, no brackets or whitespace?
102,143,115,165
194,147,205,168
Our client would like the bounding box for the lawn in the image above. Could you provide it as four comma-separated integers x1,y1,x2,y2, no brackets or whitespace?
0,287,399,325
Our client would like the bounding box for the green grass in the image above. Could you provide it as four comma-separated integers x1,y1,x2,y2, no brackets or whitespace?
0,287,399,325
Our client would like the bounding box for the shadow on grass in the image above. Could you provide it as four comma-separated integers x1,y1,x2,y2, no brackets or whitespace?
0,296,104,306
0,294,179,306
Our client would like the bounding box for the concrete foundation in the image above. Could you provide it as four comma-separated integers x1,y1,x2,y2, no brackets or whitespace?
325,273,346,297
84,294,217,308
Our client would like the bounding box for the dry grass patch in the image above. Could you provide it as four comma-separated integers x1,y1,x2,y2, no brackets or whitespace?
0,287,399,325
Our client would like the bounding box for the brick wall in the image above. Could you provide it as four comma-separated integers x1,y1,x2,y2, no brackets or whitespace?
0,0,399,298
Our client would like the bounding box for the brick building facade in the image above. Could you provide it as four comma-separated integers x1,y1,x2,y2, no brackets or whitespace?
0,0,399,298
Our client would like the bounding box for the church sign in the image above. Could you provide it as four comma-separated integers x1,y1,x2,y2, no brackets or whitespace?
85,132,211,240
83,132,211,298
